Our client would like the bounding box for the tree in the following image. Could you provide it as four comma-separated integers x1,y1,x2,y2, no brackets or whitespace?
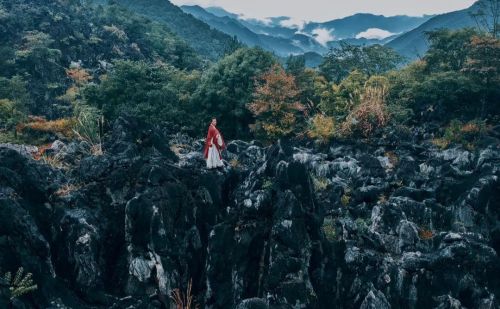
319,42,403,83
462,35,500,117
192,48,276,139
424,28,478,72
470,0,500,38
248,64,306,141
84,60,200,130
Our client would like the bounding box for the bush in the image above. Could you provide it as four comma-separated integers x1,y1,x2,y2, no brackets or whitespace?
340,86,389,137
307,114,336,144
248,64,306,141
439,119,486,150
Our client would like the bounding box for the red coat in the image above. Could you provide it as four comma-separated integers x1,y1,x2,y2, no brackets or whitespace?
203,124,225,159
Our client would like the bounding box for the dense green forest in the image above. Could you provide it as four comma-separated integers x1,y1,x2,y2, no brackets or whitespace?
0,0,499,149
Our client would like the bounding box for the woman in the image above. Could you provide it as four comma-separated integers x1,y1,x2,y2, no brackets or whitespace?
203,118,225,169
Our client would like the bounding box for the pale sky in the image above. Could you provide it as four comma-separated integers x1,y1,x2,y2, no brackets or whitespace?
171,0,477,22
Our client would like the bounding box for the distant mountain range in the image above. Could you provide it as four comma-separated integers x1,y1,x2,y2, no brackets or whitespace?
181,5,435,62
386,1,484,60
181,2,489,64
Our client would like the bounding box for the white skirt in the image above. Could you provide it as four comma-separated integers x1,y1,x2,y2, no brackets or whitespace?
206,146,224,169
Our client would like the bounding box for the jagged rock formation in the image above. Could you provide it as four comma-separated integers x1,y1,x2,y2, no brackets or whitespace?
0,118,499,308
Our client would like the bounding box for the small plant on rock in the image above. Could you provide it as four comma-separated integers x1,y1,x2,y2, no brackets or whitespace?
419,228,434,240
322,217,336,241
341,188,351,207
170,279,199,309
0,267,38,301
312,176,329,192
307,114,336,144
262,178,274,190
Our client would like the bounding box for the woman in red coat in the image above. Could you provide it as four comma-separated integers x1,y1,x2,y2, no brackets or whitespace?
203,118,225,169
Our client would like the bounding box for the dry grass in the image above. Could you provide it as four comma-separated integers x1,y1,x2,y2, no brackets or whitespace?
39,153,68,170
419,229,434,240
54,183,81,197
340,86,389,138
229,158,241,168
384,151,399,168
312,176,329,192
170,279,199,309
431,138,450,149
307,114,336,144
18,116,76,138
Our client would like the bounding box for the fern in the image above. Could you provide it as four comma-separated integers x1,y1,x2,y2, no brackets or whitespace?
1,267,38,300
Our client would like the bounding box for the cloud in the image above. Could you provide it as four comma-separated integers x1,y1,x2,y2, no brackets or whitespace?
311,28,335,46
355,28,396,40
280,17,306,30
238,14,273,25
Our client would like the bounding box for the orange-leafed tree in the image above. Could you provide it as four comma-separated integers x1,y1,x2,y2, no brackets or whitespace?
248,64,306,141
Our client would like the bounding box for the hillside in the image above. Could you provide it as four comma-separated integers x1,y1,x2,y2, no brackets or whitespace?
0,0,200,117
106,0,241,60
386,2,481,60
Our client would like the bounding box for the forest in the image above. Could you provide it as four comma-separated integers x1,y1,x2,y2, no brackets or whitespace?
0,0,498,149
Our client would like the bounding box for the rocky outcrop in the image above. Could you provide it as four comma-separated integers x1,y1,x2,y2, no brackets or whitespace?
0,118,499,308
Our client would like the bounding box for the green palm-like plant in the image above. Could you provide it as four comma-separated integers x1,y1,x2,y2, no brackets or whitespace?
0,267,38,300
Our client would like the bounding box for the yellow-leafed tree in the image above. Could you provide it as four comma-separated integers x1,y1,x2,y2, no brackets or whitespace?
248,64,306,141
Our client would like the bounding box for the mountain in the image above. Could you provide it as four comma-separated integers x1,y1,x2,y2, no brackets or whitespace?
182,5,433,58
100,0,240,60
181,5,325,56
181,5,266,48
386,1,482,60
305,13,434,40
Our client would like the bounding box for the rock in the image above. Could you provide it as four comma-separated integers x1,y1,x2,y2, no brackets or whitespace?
236,298,268,309
0,118,499,309
360,289,391,309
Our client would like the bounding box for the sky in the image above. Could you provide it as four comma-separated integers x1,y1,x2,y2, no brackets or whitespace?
170,0,477,22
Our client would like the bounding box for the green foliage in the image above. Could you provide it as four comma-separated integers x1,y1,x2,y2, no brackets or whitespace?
262,178,274,190
318,70,368,119
319,42,403,83
0,0,201,119
193,48,276,139
85,60,200,130
0,76,30,131
0,267,38,300
72,103,104,155
322,216,337,241
424,28,478,72
441,119,487,150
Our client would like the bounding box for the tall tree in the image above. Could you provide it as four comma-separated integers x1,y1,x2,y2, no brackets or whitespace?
192,48,276,139
319,42,402,83
470,0,500,38
248,64,306,141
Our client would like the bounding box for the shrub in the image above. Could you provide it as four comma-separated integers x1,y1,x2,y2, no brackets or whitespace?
307,114,336,144
439,119,486,150
322,217,336,241
340,86,389,137
72,103,104,155
312,176,329,191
